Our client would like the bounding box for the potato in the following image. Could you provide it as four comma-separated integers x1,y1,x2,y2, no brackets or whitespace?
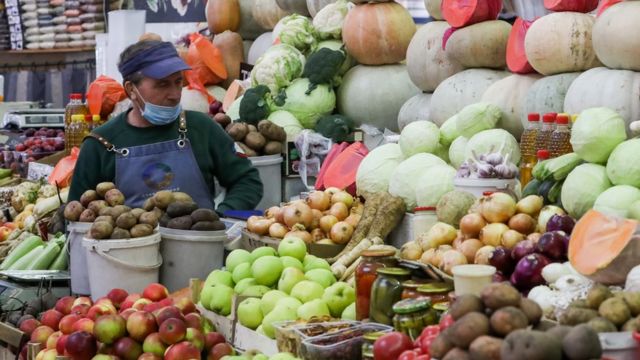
586,284,613,309
237,142,258,157
79,209,97,223
166,201,198,218
90,221,113,240
167,216,193,230
562,324,602,360
468,335,503,360
501,330,562,360
622,316,640,332
152,207,164,221
263,141,283,155
110,227,131,239
142,197,155,211
95,215,115,227
130,208,145,220
64,201,84,221
490,306,529,337
248,124,258,133
104,189,125,207
88,200,109,215
226,122,249,141
80,190,98,207
191,221,226,231
429,332,454,360
588,317,618,333
623,292,640,316
559,307,599,326
115,212,137,230
519,298,543,325
450,294,484,321
139,211,159,229
159,213,171,228
449,312,490,349
111,205,130,220
214,113,232,128
481,283,521,310
442,348,470,360
599,297,631,327
96,182,116,198
172,192,194,203
130,224,154,238
153,191,174,210
191,208,219,223
244,132,266,151
258,120,286,142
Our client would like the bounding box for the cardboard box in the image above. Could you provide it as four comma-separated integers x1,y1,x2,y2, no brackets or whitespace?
197,304,235,343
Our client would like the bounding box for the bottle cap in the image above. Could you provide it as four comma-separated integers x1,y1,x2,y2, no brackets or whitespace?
92,115,101,121
556,115,569,125
70,93,82,100
527,113,540,122
71,114,84,121
542,113,556,123
571,114,578,123
537,149,550,160
414,206,436,212
84,115,92,122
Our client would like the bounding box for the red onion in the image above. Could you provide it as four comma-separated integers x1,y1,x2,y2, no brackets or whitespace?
489,246,515,275
512,240,536,262
536,231,568,261
545,214,576,235
511,254,551,291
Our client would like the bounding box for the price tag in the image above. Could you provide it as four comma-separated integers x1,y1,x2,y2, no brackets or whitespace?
27,162,54,182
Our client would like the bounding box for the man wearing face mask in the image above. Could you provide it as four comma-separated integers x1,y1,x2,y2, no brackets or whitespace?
68,40,263,213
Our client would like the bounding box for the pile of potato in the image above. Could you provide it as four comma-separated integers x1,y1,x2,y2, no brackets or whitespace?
143,190,225,231
225,120,286,157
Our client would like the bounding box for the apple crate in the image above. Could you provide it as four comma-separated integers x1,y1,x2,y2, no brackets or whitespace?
241,229,345,259
196,304,235,343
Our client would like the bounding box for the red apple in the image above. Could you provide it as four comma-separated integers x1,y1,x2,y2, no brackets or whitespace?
19,318,41,335
73,318,95,334
40,349,57,360
97,342,116,355
40,309,64,331
119,308,137,321
55,296,76,315
126,311,157,342
142,332,167,357
87,303,117,321
107,289,129,309
73,296,93,308
142,283,169,302
30,326,54,345
174,297,196,315
120,294,142,310
95,298,115,308
155,306,185,327
185,328,205,351
56,334,69,354
208,342,234,360
159,318,186,345
142,302,164,314
93,314,126,345
46,331,62,349
132,298,153,311
65,331,97,360
165,341,201,360
71,304,91,317
184,313,203,331
113,337,143,360
204,332,225,351
59,314,82,334
138,353,163,360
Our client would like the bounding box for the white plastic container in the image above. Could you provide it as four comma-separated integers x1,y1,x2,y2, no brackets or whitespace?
82,233,162,300
67,221,91,295
453,178,521,199
249,154,283,211
452,265,497,297
159,227,227,292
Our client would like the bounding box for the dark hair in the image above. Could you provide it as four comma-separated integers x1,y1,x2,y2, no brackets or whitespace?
118,40,164,85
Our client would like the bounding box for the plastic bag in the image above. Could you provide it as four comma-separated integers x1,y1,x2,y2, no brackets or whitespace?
315,142,349,191
544,0,599,13
86,75,127,119
597,0,622,16
48,147,79,188
317,142,369,195
441,0,503,28
293,130,333,190
506,17,535,74
185,33,227,87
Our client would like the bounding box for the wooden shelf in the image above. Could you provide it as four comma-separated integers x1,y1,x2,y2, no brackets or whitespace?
1,47,95,54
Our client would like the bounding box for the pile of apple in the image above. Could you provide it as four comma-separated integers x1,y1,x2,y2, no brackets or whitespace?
200,238,356,339
1,128,65,167
246,188,362,246
17,283,235,360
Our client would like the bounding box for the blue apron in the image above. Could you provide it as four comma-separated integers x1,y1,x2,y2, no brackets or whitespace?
89,112,214,209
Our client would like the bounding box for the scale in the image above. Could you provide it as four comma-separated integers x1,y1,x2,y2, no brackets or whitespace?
2,109,65,129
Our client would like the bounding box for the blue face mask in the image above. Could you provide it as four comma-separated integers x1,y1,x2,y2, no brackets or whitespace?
134,87,182,126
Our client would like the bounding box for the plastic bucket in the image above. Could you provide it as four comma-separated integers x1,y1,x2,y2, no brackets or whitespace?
250,154,283,211
67,221,92,295
159,227,227,292
82,233,162,300
453,178,522,199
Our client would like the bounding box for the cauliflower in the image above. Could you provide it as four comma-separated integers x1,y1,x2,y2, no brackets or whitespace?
275,14,318,54
250,44,306,93
312,0,350,40
38,184,57,198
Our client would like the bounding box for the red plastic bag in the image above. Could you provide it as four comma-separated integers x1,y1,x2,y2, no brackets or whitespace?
507,17,536,74
86,75,127,119
185,33,227,87
315,142,350,191
597,0,623,16
441,0,503,28
48,147,79,188
544,0,599,12
317,142,369,195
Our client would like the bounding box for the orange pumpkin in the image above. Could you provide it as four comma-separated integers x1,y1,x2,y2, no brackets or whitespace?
342,2,416,66
206,0,241,34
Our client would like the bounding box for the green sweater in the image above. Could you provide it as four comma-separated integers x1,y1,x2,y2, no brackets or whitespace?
68,110,263,213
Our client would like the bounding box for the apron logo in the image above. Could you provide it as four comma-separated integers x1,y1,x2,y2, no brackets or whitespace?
142,163,175,190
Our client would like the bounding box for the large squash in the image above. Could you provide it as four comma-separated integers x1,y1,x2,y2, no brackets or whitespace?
252,0,291,30
524,12,601,76
238,0,268,40
593,1,640,72
306,0,336,17
564,67,640,136
406,21,463,92
342,2,416,66
206,0,241,34
523,72,580,125
424,0,443,20
276,0,310,16
429,69,509,126
337,64,420,132
445,20,511,70
247,32,274,65
213,31,244,88
481,74,542,139
398,93,433,131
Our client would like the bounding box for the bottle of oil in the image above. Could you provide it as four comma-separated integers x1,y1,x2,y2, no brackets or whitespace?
550,114,572,158
536,113,556,155
91,114,102,130
68,114,86,150
64,93,89,154
519,113,540,187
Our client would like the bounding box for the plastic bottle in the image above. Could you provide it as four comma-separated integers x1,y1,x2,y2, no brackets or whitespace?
536,113,556,155
537,149,550,163
550,114,572,158
64,94,89,153
519,113,540,187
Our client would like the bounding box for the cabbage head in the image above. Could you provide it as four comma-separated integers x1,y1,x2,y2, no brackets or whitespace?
440,115,460,147
449,136,468,169
276,14,318,53
275,78,336,129
465,129,521,165
456,102,502,138
415,164,457,207
399,120,440,157
630,200,640,221
593,185,640,219
227,95,243,121
433,143,450,164
570,107,627,164
356,143,405,195
388,153,447,212
606,139,640,188
312,0,349,40
268,110,304,141
251,44,306,93
561,163,612,219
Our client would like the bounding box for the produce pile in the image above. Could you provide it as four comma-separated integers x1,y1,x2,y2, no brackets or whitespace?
0,128,65,177
225,120,287,157
143,191,225,231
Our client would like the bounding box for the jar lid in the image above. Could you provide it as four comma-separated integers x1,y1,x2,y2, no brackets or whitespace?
402,280,427,289
363,331,387,342
414,206,436,212
376,267,411,276
417,282,453,294
361,249,396,258
393,298,431,314
433,302,450,312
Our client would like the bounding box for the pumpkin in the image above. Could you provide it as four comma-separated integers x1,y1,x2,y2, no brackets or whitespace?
481,74,542,139
337,64,420,132
238,0,268,40
429,69,509,126
524,12,602,76
342,2,416,66
523,72,580,126
205,0,241,34
424,0,443,20
406,21,463,92
569,210,640,285
564,67,640,137
213,31,244,88
445,20,511,70
441,0,503,28
252,0,291,30
506,17,535,74
248,32,274,65
276,0,310,16
544,0,599,12
593,1,640,72
398,93,433,131
306,0,336,17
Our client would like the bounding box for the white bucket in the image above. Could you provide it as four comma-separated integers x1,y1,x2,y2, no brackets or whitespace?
159,227,227,292
250,155,283,210
67,221,92,295
453,178,522,199
82,233,162,300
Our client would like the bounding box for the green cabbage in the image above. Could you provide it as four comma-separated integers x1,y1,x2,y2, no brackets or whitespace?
439,115,460,147
561,163,612,219
449,136,468,169
606,139,640,188
415,164,457,207
312,0,349,40
276,78,336,129
570,107,627,164
456,102,502,138
593,185,640,219
227,95,243,121
434,143,450,164
399,120,440,157
629,200,640,221
388,153,447,212
356,143,405,195
276,14,318,53
465,129,521,165
268,110,304,141
251,44,306,93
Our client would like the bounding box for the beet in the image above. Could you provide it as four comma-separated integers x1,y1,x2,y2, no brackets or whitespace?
512,240,536,262
511,253,551,291
489,246,515,275
537,231,568,260
546,214,576,235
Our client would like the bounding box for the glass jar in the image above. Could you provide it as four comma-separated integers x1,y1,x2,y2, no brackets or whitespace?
361,331,386,360
433,302,450,321
370,267,411,325
412,207,438,240
392,298,438,340
401,279,430,300
355,250,398,321
417,282,453,306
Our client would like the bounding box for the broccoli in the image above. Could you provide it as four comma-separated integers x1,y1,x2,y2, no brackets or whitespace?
314,114,355,143
239,85,275,125
302,47,346,94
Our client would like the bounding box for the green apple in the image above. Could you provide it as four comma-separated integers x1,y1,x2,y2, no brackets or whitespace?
253,354,269,360
204,269,234,288
200,284,216,309
269,353,299,360
296,299,330,321
322,282,356,318
341,302,356,320
241,285,271,298
303,254,318,267
290,281,324,303
237,298,264,329
234,278,257,294
226,249,252,272
276,297,302,311
256,325,266,336
260,290,288,316
277,268,306,294
303,257,331,272
207,284,234,316
232,262,252,283
279,256,303,271
252,256,284,287
304,269,336,288
277,237,307,261
261,302,298,338
251,247,278,262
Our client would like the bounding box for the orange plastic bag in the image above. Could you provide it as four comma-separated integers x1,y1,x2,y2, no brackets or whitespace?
317,142,369,195
48,147,79,188
185,33,227,87
86,76,127,119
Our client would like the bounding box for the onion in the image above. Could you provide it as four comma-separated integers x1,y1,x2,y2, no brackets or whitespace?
247,216,275,236
401,241,423,261
480,223,509,247
310,228,325,242
310,209,323,230
420,248,437,266
516,195,544,216
474,245,496,265
283,202,314,229
511,253,551,291
285,225,313,244
537,205,566,233
460,213,486,239
527,233,542,244
536,231,568,261
481,193,517,223
330,221,354,245
433,245,453,268
501,230,525,249
269,222,288,238
344,214,361,228
508,213,537,235
324,187,341,198
331,191,354,208
418,222,458,250
440,250,468,275
453,233,464,250
512,240,536,262
319,215,339,234
328,202,349,221
545,214,576,235
468,198,483,215
265,206,284,223
489,246,515,275
306,191,331,211
458,239,484,263
316,238,335,245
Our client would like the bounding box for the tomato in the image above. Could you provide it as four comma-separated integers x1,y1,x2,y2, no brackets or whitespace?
420,325,440,339
416,355,431,360
397,350,418,360
439,314,454,330
419,334,436,355
373,332,414,360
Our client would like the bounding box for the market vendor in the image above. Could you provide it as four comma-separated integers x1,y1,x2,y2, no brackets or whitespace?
69,40,263,213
